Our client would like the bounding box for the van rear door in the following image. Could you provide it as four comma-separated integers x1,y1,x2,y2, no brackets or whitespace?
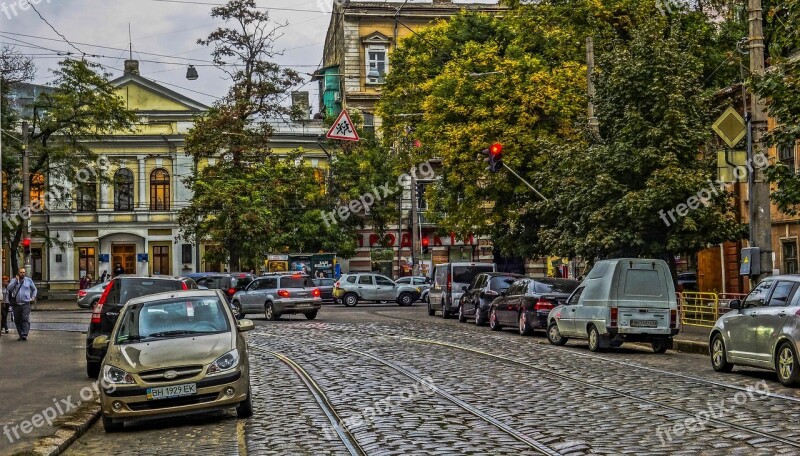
616,261,674,331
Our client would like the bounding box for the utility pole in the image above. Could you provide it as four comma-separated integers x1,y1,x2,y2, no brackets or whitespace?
586,37,599,133
21,120,31,273
410,165,418,275
748,0,773,281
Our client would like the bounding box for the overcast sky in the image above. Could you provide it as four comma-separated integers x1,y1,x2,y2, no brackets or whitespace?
0,0,497,113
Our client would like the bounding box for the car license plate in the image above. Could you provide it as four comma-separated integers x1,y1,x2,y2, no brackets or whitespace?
296,302,312,307
147,383,197,400
630,320,658,328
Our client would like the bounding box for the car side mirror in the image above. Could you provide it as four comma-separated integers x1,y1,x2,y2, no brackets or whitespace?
461,286,467,291
93,335,110,350
500,291,506,297
237,319,255,332
728,299,741,310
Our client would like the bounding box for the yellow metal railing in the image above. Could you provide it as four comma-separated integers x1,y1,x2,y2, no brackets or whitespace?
678,292,746,328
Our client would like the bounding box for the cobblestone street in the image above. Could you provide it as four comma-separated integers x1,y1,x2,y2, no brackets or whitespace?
63,305,800,455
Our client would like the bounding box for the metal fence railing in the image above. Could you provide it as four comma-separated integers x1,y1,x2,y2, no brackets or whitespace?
678,292,747,328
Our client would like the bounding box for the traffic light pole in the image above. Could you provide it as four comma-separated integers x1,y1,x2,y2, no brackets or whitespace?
501,163,548,201
21,121,31,273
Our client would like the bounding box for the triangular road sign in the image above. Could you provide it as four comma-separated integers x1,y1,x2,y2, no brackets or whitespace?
326,110,360,141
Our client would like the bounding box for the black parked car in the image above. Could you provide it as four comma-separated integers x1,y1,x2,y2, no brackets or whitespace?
458,272,525,325
488,278,580,336
195,273,255,302
85,275,198,378
313,278,337,304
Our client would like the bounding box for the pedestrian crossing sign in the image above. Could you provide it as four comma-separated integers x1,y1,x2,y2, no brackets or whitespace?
326,110,360,141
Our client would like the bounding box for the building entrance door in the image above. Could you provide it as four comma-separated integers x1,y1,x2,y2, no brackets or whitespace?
112,245,136,274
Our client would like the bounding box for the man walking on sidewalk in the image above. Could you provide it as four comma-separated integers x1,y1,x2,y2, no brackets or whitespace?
1,276,10,335
7,269,37,341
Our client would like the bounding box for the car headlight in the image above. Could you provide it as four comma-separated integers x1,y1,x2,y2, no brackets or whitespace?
103,365,135,385
207,349,240,375
416,287,421,292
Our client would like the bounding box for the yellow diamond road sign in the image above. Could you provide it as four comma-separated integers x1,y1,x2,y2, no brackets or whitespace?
712,106,746,148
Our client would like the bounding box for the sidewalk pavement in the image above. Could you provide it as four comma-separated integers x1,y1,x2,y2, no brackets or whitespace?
0,328,98,456
673,324,711,355
32,300,80,312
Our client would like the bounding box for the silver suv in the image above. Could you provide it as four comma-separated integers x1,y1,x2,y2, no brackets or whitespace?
231,274,322,321
333,273,421,307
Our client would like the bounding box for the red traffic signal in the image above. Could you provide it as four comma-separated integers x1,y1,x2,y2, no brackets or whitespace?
421,237,430,254
21,238,31,248
480,142,504,173
489,143,503,155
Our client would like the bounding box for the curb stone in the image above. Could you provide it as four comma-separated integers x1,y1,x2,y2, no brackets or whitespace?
28,398,100,456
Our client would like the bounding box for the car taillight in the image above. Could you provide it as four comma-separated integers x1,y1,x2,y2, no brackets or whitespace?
181,281,189,291
447,274,452,293
92,281,114,324
670,309,678,328
534,299,554,311
610,307,618,328
312,288,321,298
228,288,236,296
278,289,290,298
77,290,88,298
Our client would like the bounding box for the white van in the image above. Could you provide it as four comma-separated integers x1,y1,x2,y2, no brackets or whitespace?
546,258,679,353
428,262,496,318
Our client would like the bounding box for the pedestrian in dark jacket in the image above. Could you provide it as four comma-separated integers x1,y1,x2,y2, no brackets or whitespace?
113,263,125,276
1,276,10,335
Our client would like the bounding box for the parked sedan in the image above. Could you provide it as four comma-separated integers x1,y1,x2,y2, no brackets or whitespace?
77,282,109,309
458,272,524,325
313,278,337,304
710,275,800,386
95,290,254,432
489,278,580,336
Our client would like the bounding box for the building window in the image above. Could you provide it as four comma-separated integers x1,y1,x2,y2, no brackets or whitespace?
76,181,96,212
150,168,170,211
79,247,96,280
153,245,170,275
114,168,134,211
366,45,387,84
779,144,796,171
784,241,798,274
30,172,45,210
181,244,193,264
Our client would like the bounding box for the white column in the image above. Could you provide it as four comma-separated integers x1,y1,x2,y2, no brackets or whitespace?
137,156,147,210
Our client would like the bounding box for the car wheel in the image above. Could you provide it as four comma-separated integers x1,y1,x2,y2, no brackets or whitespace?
343,293,358,307
777,342,800,387
236,387,254,418
265,303,280,321
489,307,502,331
651,339,669,354
547,321,568,346
710,334,734,373
442,307,452,319
87,361,101,379
587,325,601,352
102,415,124,433
475,308,486,326
398,292,413,307
427,300,435,316
458,305,467,323
518,312,532,336
305,310,319,320
231,301,245,319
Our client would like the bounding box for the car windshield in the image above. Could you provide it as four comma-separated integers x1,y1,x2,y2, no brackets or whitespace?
452,265,495,284
533,279,580,294
115,296,230,344
280,276,314,288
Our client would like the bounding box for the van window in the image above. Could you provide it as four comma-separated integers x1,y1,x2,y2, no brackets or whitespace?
586,263,608,280
452,264,495,285
623,270,664,297
567,287,584,305
434,266,447,289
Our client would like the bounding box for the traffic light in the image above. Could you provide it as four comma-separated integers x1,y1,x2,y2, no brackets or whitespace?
479,143,504,173
421,237,430,255
22,238,31,255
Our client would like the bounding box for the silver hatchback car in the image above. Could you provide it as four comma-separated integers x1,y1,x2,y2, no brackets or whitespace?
710,275,800,386
230,274,321,321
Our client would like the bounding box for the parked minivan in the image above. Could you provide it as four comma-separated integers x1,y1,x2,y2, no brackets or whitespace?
546,259,679,353
428,262,496,318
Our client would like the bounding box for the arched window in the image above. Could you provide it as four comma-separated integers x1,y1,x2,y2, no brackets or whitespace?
30,173,45,210
114,168,134,211
76,179,96,212
150,168,170,211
